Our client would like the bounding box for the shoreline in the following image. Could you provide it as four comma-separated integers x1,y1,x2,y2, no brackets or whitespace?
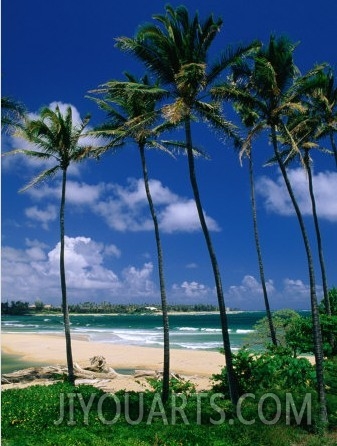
1,332,226,378
1,332,315,393
3,310,250,318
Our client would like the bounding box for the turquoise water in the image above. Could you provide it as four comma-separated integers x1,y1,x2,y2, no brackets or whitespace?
2,311,267,352
1,352,48,374
2,311,311,374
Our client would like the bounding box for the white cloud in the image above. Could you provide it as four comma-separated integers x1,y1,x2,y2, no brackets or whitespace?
94,178,221,233
256,168,337,221
25,181,104,205
104,244,121,258
282,278,311,297
171,280,214,300
121,262,155,296
159,200,220,233
227,275,275,309
67,181,104,204
25,205,57,229
19,176,219,234
225,274,323,310
1,236,157,303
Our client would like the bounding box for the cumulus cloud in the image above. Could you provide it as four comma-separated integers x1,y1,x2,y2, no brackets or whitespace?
227,275,275,309
256,168,337,221
20,176,220,234
171,280,215,300
121,262,155,296
159,200,220,233
94,178,220,233
225,274,322,310
1,236,156,303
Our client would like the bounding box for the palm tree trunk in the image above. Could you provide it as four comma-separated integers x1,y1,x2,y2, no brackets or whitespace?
304,151,331,316
60,169,75,385
272,126,327,425
139,143,170,403
184,119,239,405
248,152,277,345
330,131,337,169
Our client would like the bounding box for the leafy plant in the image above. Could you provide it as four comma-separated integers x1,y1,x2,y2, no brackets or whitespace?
147,375,196,395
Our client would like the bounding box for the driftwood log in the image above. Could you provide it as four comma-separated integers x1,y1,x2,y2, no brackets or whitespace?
1,356,118,385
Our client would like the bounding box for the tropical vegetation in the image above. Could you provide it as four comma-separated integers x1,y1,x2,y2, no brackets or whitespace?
2,379,337,446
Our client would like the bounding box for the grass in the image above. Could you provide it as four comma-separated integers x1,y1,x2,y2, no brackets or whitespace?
2,382,337,446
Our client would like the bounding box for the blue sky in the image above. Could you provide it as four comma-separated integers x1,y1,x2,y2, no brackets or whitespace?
2,0,337,310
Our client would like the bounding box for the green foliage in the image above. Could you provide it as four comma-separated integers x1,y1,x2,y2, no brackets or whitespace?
212,346,319,428
324,357,337,427
248,309,301,349
285,314,337,358
1,300,30,315
212,346,316,396
1,300,220,315
249,297,337,358
2,382,337,445
319,287,337,315
147,375,196,394
1,383,107,435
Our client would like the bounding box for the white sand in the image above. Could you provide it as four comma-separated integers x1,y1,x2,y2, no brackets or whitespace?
2,333,226,392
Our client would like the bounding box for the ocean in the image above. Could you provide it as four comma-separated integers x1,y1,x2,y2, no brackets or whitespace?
2,311,266,353
2,311,312,374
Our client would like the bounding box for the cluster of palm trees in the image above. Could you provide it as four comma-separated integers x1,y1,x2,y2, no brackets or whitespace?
3,5,336,424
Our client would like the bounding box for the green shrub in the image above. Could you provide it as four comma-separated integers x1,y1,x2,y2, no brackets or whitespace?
212,346,316,395
212,346,318,428
1,382,109,435
325,357,337,427
146,375,197,394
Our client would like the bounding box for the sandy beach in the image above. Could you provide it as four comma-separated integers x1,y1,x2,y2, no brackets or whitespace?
2,333,226,392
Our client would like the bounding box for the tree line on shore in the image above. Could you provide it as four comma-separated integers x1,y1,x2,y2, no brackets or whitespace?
2,3,336,427
1,300,221,315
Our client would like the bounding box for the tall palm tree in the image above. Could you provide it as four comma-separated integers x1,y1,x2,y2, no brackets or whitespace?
212,77,277,346
116,5,258,404
5,105,97,385
248,147,277,345
1,96,26,134
275,107,332,317
244,35,328,424
88,73,174,402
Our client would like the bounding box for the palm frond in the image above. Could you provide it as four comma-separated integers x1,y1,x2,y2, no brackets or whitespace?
19,165,60,192
2,148,59,161
207,41,261,85
195,100,239,143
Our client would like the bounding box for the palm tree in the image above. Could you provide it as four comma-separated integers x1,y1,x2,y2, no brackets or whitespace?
88,73,174,402
5,105,97,385
275,107,332,317
248,147,277,345
244,35,328,424
1,96,26,134
116,4,258,405
212,76,277,346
